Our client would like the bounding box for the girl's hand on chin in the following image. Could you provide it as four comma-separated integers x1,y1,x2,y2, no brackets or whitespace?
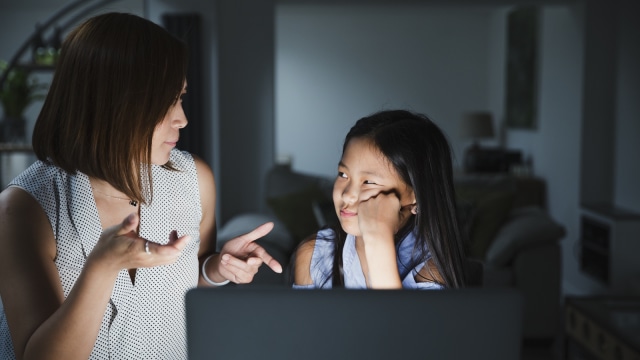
357,191,403,240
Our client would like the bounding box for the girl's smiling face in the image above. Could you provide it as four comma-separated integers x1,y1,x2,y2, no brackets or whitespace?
333,137,415,236
151,83,188,165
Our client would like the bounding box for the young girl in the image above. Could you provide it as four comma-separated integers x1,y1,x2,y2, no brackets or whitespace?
293,109,468,289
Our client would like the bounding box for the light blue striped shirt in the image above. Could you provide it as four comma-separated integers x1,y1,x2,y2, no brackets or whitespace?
294,228,442,289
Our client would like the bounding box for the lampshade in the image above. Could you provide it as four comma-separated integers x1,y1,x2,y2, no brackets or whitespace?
459,112,495,139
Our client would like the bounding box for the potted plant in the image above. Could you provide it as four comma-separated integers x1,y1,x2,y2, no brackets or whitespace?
0,60,48,143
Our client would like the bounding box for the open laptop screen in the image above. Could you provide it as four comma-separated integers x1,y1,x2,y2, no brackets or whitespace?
186,286,522,360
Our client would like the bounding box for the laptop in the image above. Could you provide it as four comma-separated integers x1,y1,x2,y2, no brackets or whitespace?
185,286,522,360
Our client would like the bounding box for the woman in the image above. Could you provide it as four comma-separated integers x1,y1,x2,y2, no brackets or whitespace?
0,12,281,359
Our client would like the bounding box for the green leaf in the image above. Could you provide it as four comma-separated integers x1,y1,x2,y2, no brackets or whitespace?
0,60,49,117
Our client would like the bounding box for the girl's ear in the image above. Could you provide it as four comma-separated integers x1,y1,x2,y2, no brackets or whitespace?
409,192,417,214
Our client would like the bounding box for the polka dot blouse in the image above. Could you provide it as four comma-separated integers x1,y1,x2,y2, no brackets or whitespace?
0,149,202,359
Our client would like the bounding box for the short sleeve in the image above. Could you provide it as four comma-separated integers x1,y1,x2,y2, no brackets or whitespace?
401,264,444,290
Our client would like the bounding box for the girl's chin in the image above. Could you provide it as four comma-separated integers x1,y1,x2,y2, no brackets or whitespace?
339,222,360,237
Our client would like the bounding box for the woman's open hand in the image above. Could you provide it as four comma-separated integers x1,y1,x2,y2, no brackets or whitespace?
89,213,190,272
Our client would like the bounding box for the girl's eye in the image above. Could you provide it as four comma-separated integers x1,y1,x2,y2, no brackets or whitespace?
337,172,347,179
363,180,377,185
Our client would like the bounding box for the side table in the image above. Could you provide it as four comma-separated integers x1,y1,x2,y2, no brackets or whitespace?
565,296,640,359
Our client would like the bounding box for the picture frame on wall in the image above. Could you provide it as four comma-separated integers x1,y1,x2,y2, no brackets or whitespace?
505,7,540,129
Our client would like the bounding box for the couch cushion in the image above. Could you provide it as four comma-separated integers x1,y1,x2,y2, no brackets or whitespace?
482,264,515,287
456,186,516,260
485,206,565,266
266,165,333,199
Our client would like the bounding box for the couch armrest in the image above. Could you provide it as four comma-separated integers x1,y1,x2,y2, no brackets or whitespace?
485,206,565,266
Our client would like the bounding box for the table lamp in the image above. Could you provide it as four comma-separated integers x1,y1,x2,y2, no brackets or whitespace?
460,111,495,172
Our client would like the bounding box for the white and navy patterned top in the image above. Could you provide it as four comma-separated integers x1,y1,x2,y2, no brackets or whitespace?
0,149,202,359
293,228,443,290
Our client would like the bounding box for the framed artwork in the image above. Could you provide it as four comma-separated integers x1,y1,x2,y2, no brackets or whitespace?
505,7,539,129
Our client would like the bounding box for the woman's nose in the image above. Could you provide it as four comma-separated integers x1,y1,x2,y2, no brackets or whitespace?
174,105,188,129
176,116,188,129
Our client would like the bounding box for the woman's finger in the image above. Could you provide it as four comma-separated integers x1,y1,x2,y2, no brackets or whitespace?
249,245,283,273
144,235,190,258
117,213,139,236
219,255,263,283
221,254,262,272
233,222,274,246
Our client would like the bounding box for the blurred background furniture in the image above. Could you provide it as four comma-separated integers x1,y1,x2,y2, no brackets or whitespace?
460,111,497,173
579,204,640,295
564,296,640,359
455,174,566,343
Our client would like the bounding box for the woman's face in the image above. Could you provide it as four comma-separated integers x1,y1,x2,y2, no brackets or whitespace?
151,83,188,165
333,137,415,237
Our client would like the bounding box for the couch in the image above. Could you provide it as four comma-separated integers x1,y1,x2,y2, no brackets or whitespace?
217,165,566,342
454,174,566,342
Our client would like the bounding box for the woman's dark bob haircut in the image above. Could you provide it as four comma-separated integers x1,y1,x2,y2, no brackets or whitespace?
32,12,188,204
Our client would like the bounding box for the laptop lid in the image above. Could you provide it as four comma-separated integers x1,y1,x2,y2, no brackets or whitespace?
185,286,522,360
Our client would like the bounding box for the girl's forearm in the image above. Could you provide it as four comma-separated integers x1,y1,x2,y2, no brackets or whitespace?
363,238,402,289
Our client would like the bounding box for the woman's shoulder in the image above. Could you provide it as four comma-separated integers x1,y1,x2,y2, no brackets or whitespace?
0,185,40,212
10,161,65,195
0,184,57,253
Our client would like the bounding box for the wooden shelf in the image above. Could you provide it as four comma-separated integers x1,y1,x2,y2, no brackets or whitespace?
580,206,640,292
14,63,56,72
582,202,640,220
0,143,33,152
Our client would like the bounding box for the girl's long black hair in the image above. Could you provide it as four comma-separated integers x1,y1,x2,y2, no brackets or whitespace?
327,110,468,288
